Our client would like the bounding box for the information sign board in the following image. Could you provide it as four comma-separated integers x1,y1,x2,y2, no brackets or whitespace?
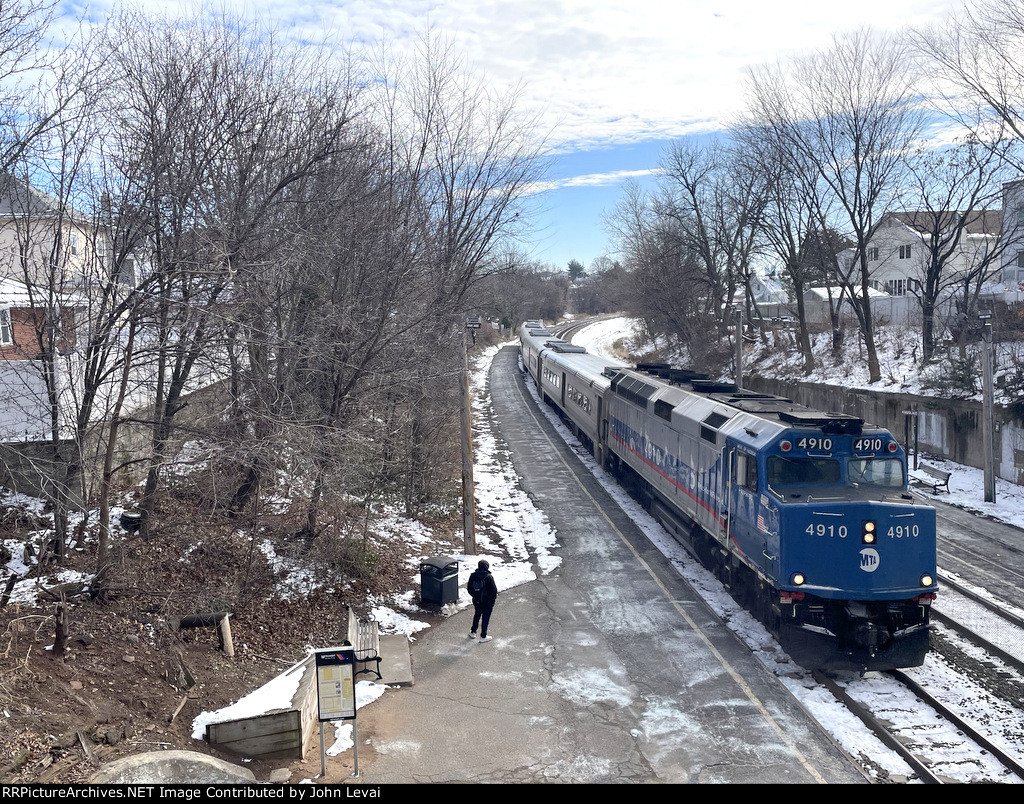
315,647,357,722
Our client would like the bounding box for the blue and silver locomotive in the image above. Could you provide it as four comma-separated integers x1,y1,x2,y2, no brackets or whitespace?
520,323,937,671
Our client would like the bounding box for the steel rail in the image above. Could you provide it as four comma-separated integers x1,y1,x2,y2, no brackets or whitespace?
937,570,1024,628
890,669,1024,782
812,670,944,784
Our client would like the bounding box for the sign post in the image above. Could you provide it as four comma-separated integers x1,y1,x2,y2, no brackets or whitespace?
315,647,358,778
459,324,477,554
732,305,744,388
901,408,918,471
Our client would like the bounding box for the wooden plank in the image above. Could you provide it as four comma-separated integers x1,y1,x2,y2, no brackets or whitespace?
169,694,189,724
209,710,303,758
296,658,319,759
76,731,98,766
213,731,303,758
203,654,323,760
208,710,300,744
38,758,80,784
219,615,234,658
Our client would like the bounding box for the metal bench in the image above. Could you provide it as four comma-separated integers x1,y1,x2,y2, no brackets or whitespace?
344,606,382,680
909,464,951,494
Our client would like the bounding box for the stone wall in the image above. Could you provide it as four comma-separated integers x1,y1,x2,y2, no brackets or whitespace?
0,440,82,506
0,380,232,506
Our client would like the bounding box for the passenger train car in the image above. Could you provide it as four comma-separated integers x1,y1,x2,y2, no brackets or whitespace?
520,321,937,671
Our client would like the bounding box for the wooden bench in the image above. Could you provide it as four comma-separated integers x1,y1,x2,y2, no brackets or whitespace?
344,606,382,680
909,464,951,494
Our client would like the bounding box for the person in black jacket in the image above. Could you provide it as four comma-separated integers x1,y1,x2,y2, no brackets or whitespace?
467,560,498,642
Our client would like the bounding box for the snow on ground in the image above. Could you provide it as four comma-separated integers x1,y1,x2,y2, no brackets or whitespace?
191,656,311,740
1,489,96,607
8,320,1020,776
377,339,559,630
581,314,1024,407
190,650,388,763
927,460,1024,531
569,317,646,362
466,342,561,578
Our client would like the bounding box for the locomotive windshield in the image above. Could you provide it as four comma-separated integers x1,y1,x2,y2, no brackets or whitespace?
848,457,904,488
767,454,905,488
767,455,840,486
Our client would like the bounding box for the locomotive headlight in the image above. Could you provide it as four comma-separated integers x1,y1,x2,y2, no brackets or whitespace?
921,574,934,587
863,520,876,544
791,572,805,586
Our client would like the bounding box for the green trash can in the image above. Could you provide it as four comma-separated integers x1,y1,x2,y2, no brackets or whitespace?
420,556,459,605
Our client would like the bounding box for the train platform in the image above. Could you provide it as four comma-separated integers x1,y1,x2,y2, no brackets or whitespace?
298,345,870,784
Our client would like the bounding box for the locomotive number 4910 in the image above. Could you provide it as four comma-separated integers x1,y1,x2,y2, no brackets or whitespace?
806,523,848,538
796,437,832,450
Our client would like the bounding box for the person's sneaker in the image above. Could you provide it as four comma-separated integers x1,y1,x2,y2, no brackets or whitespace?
468,633,476,640
479,636,492,643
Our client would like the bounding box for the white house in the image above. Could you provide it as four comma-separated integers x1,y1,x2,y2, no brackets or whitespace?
852,208,1003,298
999,179,1024,288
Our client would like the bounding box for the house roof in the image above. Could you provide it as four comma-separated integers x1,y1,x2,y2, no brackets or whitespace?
0,276,33,305
0,276,87,306
889,209,1002,236
0,172,74,220
804,285,886,300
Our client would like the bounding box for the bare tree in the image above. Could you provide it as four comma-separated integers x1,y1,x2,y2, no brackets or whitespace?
225,33,547,537
911,0,1024,170
470,249,568,329
93,10,360,540
372,34,547,308
605,179,720,365
0,0,87,172
655,142,729,320
897,137,1011,360
734,121,819,371
0,14,107,564
746,30,925,383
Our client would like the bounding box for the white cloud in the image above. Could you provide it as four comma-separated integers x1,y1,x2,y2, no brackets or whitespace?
66,0,962,151
527,167,661,195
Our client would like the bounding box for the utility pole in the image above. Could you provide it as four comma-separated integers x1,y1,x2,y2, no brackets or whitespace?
733,304,744,388
459,321,477,553
979,311,996,504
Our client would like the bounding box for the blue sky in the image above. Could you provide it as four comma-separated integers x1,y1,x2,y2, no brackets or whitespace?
59,0,966,272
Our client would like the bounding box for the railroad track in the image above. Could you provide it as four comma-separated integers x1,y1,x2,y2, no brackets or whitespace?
813,668,1024,783
551,317,604,343
932,571,1024,674
930,503,1024,606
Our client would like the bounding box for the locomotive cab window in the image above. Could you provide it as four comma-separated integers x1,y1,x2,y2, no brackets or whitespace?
734,453,758,492
848,457,904,488
767,455,840,486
